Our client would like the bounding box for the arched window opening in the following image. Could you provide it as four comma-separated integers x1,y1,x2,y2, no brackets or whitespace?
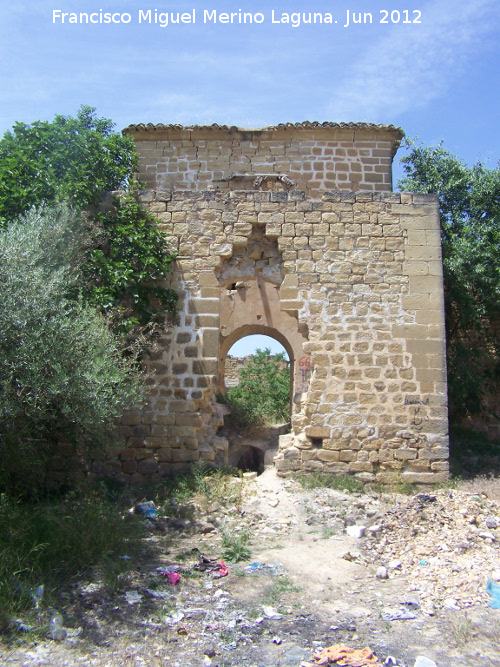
219,334,291,475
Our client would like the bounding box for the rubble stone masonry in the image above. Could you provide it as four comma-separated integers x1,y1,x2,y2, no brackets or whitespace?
127,122,400,195
48,123,448,486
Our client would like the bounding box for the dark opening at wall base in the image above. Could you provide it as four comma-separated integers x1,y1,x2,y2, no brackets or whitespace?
236,446,264,475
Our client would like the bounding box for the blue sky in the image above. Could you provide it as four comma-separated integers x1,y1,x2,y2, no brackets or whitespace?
1,0,499,355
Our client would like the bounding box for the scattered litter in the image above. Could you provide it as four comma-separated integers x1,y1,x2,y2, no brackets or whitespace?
213,589,228,599
31,584,44,609
168,610,185,625
364,488,500,609
193,554,228,577
167,572,180,585
383,657,398,666
273,635,282,645
307,643,383,666
487,578,500,608
79,582,103,594
346,525,366,539
119,555,131,560
135,501,158,518
145,588,171,599
413,658,437,667
65,627,83,638
261,605,283,620
245,561,284,575
14,620,32,633
125,590,143,605
381,607,417,622
213,561,228,578
48,612,66,641
156,565,182,574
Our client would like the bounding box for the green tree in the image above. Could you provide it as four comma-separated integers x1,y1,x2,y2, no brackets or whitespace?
0,106,177,332
224,348,290,429
0,204,145,486
398,140,500,418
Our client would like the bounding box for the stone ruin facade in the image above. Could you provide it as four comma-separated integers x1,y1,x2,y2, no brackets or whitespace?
49,122,449,486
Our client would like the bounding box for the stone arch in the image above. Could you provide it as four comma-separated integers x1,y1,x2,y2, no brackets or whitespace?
217,289,310,410
216,224,310,410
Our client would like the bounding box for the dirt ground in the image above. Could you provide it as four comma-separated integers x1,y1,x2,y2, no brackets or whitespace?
1,468,500,667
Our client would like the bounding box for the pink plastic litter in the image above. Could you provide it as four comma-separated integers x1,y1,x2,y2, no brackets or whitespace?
213,561,228,578
167,572,180,585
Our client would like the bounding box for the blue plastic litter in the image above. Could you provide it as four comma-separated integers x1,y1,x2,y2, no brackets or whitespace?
135,501,158,518
487,578,500,608
245,562,283,575
419,560,428,566
245,562,263,572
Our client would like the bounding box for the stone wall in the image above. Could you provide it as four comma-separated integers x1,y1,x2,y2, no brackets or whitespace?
47,123,449,486
124,123,402,197
225,355,251,387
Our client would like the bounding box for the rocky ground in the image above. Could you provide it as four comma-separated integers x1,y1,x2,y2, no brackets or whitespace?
1,469,500,667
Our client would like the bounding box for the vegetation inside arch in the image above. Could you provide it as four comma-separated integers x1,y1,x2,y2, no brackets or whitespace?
223,347,291,431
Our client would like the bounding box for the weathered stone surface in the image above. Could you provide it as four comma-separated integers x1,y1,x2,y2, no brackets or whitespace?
50,125,448,485
127,124,401,196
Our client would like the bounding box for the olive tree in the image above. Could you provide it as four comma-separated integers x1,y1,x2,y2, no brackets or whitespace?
0,205,145,485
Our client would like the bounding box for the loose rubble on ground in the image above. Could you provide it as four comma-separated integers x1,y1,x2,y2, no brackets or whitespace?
1,470,500,667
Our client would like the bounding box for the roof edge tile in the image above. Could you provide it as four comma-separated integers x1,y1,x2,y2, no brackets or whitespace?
123,121,404,137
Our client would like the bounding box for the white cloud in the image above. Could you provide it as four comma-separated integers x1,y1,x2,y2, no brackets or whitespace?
324,0,499,121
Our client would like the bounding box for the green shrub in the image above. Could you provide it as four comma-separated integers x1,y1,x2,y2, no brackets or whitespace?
223,348,290,429
0,204,144,488
221,526,252,563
